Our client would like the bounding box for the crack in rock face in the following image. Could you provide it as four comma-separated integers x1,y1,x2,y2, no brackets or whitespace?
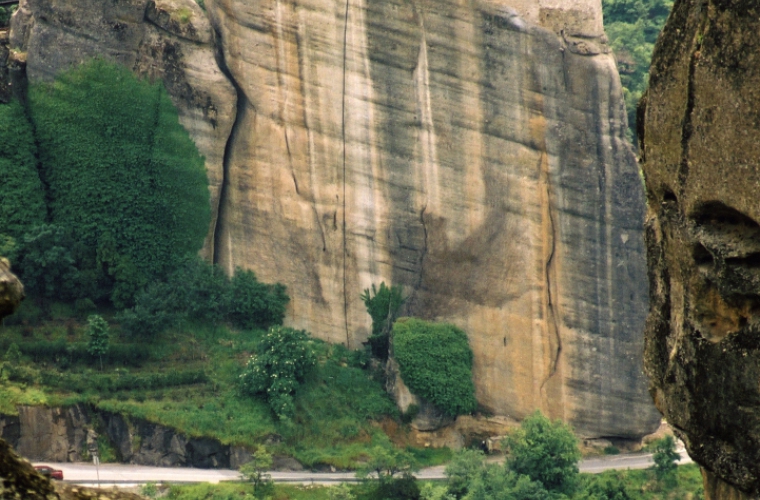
641,1,760,498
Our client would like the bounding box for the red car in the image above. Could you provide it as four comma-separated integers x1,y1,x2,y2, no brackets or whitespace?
34,465,63,480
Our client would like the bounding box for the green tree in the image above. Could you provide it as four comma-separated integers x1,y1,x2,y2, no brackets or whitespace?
420,484,456,500
239,326,316,420
239,445,273,498
463,468,551,500
651,435,680,481
357,445,418,485
357,444,420,500
578,471,639,500
328,484,357,500
602,0,674,144
503,411,581,495
29,59,210,307
361,282,405,359
0,101,46,246
392,318,477,417
444,448,486,498
86,314,110,371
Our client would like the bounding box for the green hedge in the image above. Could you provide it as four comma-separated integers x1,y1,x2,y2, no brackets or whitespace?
4,339,151,367
2,364,206,393
392,318,477,417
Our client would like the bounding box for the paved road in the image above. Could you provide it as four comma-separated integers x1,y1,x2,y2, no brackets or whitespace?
37,449,692,487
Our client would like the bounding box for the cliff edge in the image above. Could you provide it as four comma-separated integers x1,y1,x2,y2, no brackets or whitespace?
641,0,760,498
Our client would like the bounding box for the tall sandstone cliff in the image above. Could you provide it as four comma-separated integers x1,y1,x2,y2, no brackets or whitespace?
8,0,659,438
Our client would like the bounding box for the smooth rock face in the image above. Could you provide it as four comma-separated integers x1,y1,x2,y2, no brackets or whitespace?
9,0,236,259
641,1,760,496
7,0,659,438
207,0,658,438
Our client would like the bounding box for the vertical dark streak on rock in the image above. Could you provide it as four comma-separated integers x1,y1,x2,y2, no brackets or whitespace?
416,203,428,295
678,3,708,192
341,0,350,347
294,22,327,253
283,127,299,195
539,151,562,398
211,27,245,268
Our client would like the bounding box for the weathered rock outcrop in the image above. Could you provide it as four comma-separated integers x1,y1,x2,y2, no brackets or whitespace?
205,0,658,437
0,404,255,469
8,0,659,438
641,1,760,498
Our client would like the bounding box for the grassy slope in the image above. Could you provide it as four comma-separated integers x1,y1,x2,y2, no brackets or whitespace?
0,300,450,469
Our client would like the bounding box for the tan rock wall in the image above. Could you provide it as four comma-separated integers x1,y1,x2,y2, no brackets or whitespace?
207,0,658,437
8,0,659,438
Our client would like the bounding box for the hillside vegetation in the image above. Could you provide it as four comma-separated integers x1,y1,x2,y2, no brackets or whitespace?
603,0,673,144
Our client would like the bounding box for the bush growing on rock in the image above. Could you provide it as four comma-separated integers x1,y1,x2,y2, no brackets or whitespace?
360,282,405,360
392,318,477,417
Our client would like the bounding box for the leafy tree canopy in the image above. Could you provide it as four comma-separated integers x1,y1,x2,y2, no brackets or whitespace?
0,101,46,248
603,0,674,144
28,58,210,307
392,318,477,417
239,326,317,420
503,411,581,495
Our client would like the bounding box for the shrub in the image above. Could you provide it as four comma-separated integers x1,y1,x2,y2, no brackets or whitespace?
229,268,289,331
361,282,404,359
29,58,210,307
239,326,316,420
392,318,477,416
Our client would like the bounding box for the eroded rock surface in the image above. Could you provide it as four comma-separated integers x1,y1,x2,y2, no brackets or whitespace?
206,0,657,437
7,0,659,438
641,1,760,497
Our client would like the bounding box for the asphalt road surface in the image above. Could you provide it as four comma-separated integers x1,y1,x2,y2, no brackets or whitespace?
37,450,692,487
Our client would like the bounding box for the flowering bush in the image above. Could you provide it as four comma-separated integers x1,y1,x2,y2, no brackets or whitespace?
239,326,317,419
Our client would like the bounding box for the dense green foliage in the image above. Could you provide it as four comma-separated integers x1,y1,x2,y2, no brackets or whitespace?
361,282,404,359
392,318,477,417
603,0,673,143
86,314,110,371
0,101,46,246
119,258,289,338
27,59,210,307
239,445,274,498
444,448,487,498
13,225,79,299
651,436,680,481
0,313,401,468
239,326,317,420
504,411,582,495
